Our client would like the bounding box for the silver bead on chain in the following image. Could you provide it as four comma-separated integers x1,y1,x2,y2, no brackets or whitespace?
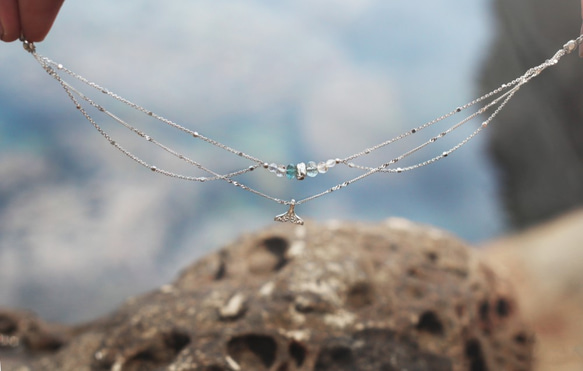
21,35,583,224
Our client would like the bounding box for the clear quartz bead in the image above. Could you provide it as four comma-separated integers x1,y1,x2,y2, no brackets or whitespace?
326,159,336,168
268,163,278,173
306,161,318,177
276,166,286,177
317,162,328,174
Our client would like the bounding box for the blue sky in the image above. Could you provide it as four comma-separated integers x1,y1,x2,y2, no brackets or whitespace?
0,0,501,322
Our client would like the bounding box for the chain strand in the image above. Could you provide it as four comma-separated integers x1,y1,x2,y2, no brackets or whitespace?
21,35,583,217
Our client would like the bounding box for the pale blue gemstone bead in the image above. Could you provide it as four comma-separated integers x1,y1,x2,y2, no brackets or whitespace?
286,164,297,179
306,161,318,177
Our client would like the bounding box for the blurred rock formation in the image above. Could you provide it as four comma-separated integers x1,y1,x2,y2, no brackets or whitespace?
0,219,533,370
480,0,583,228
482,208,583,371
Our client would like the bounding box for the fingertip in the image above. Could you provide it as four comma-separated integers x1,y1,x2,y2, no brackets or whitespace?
21,30,47,42
0,0,21,42
19,0,64,43
0,29,21,42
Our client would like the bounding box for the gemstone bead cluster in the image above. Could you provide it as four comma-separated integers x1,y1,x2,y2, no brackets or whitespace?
267,159,339,180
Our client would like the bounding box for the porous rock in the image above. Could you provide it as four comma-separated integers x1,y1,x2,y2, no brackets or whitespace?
481,209,583,371
0,219,533,370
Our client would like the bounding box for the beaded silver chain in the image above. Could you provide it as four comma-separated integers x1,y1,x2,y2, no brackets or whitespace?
22,35,583,225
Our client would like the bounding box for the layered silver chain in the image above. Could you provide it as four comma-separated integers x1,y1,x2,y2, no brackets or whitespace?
22,35,583,224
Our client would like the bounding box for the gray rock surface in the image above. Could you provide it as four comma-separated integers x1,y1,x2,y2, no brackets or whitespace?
0,219,533,370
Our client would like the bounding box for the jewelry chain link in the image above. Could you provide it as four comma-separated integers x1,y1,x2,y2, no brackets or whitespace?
20,35,583,219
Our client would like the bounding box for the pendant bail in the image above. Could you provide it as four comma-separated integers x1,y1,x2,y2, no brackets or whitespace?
21,36,36,53
274,200,304,225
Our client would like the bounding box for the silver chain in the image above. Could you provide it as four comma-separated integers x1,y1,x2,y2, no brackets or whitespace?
21,35,583,224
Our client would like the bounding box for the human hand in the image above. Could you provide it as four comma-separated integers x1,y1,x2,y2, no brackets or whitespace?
0,0,64,42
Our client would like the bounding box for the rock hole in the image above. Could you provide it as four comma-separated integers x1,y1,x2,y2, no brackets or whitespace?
346,282,374,309
416,311,444,336
249,237,290,274
289,340,307,367
263,236,290,271
122,349,164,371
128,348,157,364
426,251,438,263
514,333,528,345
495,298,511,318
465,339,488,371
122,330,190,371
315,345,355,371
478,300,490,323
227,334,277,370
0,315,17,335
164,330,191,354
214,260,226,280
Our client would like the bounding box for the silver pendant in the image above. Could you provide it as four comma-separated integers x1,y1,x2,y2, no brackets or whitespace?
274,201,304,225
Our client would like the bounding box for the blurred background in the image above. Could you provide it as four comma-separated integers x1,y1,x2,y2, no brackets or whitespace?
0,0,581,324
